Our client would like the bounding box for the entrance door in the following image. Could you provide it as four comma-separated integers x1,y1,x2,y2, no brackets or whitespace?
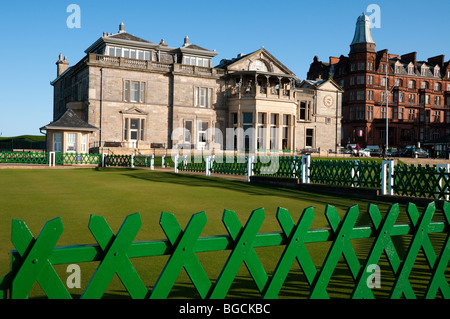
197,121,208,150
129,119,139,148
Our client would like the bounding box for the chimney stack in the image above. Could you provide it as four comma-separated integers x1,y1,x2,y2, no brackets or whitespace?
119,22,125,33
56,54,69,77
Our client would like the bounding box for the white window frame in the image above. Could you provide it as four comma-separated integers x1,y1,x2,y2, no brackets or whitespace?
81,134,88,153
194,87,212,108
66,133,77,153
124,80,145,103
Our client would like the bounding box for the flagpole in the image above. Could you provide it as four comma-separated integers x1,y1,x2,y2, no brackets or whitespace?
385,51,389,154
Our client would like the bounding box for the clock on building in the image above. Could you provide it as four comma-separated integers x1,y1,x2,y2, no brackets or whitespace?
324,95,334,107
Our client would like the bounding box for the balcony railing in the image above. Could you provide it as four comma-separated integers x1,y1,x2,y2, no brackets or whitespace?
88,53,225,77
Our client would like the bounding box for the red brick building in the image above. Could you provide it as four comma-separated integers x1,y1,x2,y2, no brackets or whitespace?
308,13,450,152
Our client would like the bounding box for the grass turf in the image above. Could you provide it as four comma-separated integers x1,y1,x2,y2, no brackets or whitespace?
0,168,440,298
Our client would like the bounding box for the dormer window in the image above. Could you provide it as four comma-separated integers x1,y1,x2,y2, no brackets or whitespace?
421,65,427,76
394,62,402,74
107,46,151,60
408,63,414,75
184,56,210,67
434,66,440,77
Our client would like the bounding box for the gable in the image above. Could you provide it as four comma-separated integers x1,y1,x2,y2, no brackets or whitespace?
222,48,295,76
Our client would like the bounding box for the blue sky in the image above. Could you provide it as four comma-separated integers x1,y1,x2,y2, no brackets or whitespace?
1,0,450,137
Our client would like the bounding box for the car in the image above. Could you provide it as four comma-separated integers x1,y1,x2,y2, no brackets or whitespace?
398,148,429,158
359,149,371,157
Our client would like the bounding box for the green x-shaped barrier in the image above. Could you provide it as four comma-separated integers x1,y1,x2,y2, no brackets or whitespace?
263,206,317,299
351,204,402,298
309,205,361,299
81,213,147,299
11,217,71,299
210,208,268,299
390,203,445,299
426,202,450,298
150,211,211,299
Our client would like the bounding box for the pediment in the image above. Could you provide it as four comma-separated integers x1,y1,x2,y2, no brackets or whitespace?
120,106,148,115
224,48,295,76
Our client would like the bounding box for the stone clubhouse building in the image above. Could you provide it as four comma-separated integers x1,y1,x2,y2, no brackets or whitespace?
40,22,343,156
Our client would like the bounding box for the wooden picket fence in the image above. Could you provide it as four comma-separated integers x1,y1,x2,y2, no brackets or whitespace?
1,201,449,299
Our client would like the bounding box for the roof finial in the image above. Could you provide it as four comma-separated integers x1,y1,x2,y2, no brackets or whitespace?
183,35,190,47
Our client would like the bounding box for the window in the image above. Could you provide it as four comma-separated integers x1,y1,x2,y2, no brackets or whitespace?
232,113,238,125
306,129,314,147
367,76,374,85
282,115,290,150
357,76,365,85
184,56,210,67
435,96,441,106
257,113,266,149
66,133,77,152
408,65,414,75
357,91,364,100
107,46,151,60
194,87,213,107
358,63,365,71
367,106,373,120
408,80,415,89
395,78,402,87
299,101,310,121
53,133,62,152
198,121,209,143
368,62,374,70
433,129,440,140
367,90,373,100
398,108,404,120
381,77,387,87
270,114,278,149
123,80,145,103
434,111,441,122
434,82,441,91
81,134,87,153
350,77,355,86
381,107,386,119
356,106,365,120
124,118,145,141
339,80,345,88
408,94,416,104
434,67,440,77
408,109,415,120
184,121,192,143
421,66,427,76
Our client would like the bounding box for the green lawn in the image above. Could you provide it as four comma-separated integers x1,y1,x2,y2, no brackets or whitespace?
0,168,439,298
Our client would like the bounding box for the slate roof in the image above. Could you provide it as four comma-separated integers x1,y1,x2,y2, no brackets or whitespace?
40,109,98,132
107,32,153,44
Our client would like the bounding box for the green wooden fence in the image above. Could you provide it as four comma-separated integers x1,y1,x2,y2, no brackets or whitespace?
393,164,450,200
55,153,102,165
1,201,449,299
0,151,49,165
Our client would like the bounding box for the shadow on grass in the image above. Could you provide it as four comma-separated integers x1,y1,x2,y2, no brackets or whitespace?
102,168,395,214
